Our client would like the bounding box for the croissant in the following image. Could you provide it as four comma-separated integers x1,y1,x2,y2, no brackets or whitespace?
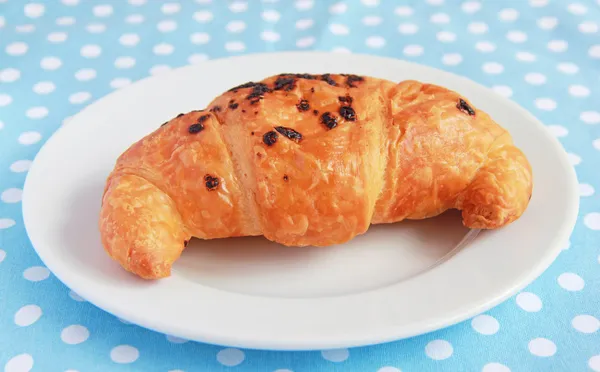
99,74,533,279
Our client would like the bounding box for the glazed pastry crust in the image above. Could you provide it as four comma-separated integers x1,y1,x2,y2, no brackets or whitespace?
99,74,533,279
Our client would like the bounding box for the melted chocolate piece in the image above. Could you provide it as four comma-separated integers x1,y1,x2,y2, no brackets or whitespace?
320,73,337,86
263,130,278,146
320,112,338,129
275,126,303,143
228,100,239,110
339,106,356,121
457,98,476,116
204,175,220,190
209,105,222,113
344,74,364,88
198,114,210,123
313,109,319,115
247,83,272,101
338,95,353,104
228,81,258,92
274,76,296,91
188,123,204,134
297,99,310,111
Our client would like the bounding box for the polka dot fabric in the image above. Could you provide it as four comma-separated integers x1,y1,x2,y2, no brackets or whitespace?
1,0,599,370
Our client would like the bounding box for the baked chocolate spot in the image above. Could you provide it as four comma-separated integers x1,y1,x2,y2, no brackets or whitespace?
457,98,476,116
313,109,319,115
283,175,289,182
263,130,278,146
339,106,356,121
228,100,239,110
320,112,338,129
229,81,258,92
250,98,260,105
310,87,315,93
247,83,272,101
251,131,255,135
188,123,204,134
242,109,246,113
198,114,210,123
344,74,364,88
275,126,303,143
209,105,222,113
338,95,353,104
204,174,220,190
274,76,296,91
297,99,310,111
320,73,337,86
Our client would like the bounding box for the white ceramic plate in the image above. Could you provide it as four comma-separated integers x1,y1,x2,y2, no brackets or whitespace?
22,52,579,351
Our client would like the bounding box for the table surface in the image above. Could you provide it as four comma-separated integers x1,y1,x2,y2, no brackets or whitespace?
1,0,599,371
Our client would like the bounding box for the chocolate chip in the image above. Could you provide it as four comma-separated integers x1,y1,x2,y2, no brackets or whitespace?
198,114,210,123
320,73,337,86
310,87,315,93
338,95,353,104
274,77,296,91
320,112,338,129
209,106,222,113
457,98,476,116
344,74,364,88
188,123,204,134
275,126,303,143
228,101,239,110
313,109,319,115
297,99,310,112
251,131,255,135
263,130,278,146
247,83,272,101
229,81,257,92
283,175,289,182
250,98,260,105
204,174,220,190
339,106,356,121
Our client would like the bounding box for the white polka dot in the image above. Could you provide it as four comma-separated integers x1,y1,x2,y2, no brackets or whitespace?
189,33,210,45
93,4,113,17
569,85,590,97
492,85,513,97
568,3,587,14
404,45,424,57
56,16,76,26
149,65,171,76
227,20,246,32
125,14,144,24
23,266,50,281
0,68,21,82
584,211,600,229
471,314,500,335
114,56,136,69
216,348,245,367
482,362,511,372
61,0,79,5
128,0,146,5
461,1,481,13
295,19,313,30
548,40,568,52
535,98,556,111
362,16,382,26
296,37,315,48
468,22,488,34
24,3,45,18
590,355,600,372
427,0,444,4
0,249,5,263
507,31,527,43
593,138,600,150
229,1,248,12
0,94,10,107
398,23,418,34
572,315,599,334
580,111,600,124
2,188,23,203
332,47,351,54
6,42,29,56
437,31,456,42
262,10,280,22
158,20,177,32
110,78,131,89
579,21,598,33
394,6,413,16
69,290,85,302
14,305,42,326
525,72,546,85
110,345,139,364
568,153,581,165
188,53,208,64
377,368,401,372
86,23,106,33
330,23,350,35
590,45,600,58
321,349,349,362
69,92,91,104
442,53,462,66
4,354,33,372
547,125,568,137
225,41,246,51
38,56,61,70
153,43,174,55
365,36,385,48
166,335,188,343
47,32,68,43
430,13,450,24
476,41,496,53
193,10,213,22
18,132,42,145
498,8,519,21
516,292,542,312
528,338,556,357
26,107,48,119
80,44,102,58
0,219,16,229
425,340,453,360
482,62,503,74
537,17,557,30
558,272,585,290
557,62,578,74
10,160,32,173
329,2,347,14
295,0,313,10
579,183,594,197
119,33,140,46
75,69,96,81
15,24,35,33
261,30,280,42
61,325,89,344
530,0,548,6
362,0,379,6
161,2,181,14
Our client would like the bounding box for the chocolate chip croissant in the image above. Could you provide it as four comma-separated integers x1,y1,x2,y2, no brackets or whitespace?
99,74,533,279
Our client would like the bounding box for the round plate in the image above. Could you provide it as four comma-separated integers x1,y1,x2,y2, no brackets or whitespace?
22,52,579,351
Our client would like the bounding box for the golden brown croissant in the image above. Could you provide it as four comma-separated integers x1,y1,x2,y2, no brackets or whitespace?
99,74,533,279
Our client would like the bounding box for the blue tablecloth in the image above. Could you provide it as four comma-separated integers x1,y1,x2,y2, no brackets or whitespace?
1,0,599,371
